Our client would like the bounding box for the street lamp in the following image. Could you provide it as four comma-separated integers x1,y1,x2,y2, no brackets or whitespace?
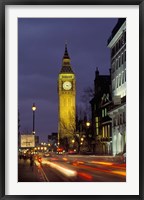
32,103,36,135
86,121,91,127
72,139,75,143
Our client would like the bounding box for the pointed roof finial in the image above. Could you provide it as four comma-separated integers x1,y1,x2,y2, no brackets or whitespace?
65,40,68,52
63,41,70,59
96,67,99,76
65,40,67,47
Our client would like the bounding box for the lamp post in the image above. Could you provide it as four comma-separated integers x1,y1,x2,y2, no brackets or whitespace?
32,103,36,135
86,121,92,152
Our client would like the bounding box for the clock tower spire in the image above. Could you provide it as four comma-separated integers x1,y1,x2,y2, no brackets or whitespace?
58,44,76,150
60,43,74,74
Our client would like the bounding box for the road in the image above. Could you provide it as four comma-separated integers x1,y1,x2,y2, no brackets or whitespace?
18,154,126,182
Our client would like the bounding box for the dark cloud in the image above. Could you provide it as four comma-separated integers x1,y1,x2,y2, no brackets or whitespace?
18,18,117,142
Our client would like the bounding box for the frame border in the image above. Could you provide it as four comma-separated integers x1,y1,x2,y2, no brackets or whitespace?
0,0,143,199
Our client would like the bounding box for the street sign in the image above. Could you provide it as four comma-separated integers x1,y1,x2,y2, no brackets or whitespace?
21,135,35,148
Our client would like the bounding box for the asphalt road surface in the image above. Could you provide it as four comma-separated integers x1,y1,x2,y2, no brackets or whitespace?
18,154,126,182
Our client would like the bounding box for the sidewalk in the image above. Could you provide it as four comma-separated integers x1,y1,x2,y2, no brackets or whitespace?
18,158,46,182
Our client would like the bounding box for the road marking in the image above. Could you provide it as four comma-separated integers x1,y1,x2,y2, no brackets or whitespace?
40,166,49,182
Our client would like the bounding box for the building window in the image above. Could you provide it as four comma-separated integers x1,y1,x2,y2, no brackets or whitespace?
113,118,116,126
122,53,124,64
125,69,126,82
112,79,115,91
123,112,126,123
116,76,119,88
105,126,107,137
122,71,124,84
112,62,115,73
120,114,123,124
116,59,118,70
118,56,121,67
108,125,111,137
102,127,104,137
105,108,107,116
124,51,126,62
102,110,104,117
95,117,99,135
96,117,98,123
119,74,121,86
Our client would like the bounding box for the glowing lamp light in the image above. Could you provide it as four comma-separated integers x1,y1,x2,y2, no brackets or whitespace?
86,121,91,127
32,103,36,111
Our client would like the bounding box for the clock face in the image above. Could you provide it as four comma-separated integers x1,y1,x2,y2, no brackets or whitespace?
63,81,72,90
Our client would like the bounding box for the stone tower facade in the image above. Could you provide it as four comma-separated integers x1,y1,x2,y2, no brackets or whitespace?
58,44,76,147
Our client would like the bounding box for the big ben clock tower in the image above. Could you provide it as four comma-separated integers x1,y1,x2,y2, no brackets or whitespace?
58,44,76,147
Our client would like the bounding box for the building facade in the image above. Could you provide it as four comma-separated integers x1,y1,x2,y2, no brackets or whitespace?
58,44,76,148
107,18,126,156
90,68,112,155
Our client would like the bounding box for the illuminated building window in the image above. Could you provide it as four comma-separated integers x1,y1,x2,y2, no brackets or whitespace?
108,125,110,137
96,117,98,123
105,126,107,137
102,127,104,137
102,110,104,117
96,117,99,135
105,108,107,116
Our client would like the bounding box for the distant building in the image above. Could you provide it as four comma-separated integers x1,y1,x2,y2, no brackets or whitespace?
107,18,126,156
90,68,112,154
48,132,58,152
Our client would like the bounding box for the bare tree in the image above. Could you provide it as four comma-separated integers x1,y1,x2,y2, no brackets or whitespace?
80,86,94,120
59,113,76,151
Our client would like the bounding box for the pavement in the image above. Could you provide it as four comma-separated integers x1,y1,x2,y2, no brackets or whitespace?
18,158,46,182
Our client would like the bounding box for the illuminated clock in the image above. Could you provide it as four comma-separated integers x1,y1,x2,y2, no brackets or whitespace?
63,81,72,90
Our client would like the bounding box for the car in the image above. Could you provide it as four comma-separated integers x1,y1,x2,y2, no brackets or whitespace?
68,149,77,155
56,148,64,155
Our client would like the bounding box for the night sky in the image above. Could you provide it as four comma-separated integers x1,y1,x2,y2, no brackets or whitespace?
18,18,118,143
